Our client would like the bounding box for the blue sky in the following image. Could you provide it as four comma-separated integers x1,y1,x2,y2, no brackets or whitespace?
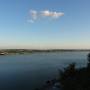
0,0,90,49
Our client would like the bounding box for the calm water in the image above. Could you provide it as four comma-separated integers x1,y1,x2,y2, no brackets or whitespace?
0,52,89,90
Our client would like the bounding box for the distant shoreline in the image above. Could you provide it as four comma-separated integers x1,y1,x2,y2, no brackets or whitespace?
0,49,90,55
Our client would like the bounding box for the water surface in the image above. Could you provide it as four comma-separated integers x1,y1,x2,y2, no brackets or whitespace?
0,52,88,90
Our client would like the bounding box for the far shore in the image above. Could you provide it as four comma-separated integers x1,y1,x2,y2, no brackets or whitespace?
0,49,90,56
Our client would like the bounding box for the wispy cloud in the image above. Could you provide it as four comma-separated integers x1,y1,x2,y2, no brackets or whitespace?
29,10,37,20
27,19,34,23
41,10,64,18
28,9,64,23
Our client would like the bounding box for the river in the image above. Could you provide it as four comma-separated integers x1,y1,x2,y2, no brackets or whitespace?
0,51,89,90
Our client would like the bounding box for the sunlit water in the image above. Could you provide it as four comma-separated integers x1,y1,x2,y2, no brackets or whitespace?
0,52,89,90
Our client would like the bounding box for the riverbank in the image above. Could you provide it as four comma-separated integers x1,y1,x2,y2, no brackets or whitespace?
0,49,90,55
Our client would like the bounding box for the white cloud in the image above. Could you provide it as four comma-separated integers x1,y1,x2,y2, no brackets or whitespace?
29,10,37,20
41,10,64,18
28,9,64,23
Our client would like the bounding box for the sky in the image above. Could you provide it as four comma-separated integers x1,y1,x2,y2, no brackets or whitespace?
0,0,90,49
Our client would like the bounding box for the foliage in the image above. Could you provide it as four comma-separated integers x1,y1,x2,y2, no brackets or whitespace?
59,57,90,90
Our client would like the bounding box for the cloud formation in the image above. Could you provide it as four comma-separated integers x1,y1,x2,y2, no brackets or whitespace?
41,10,64,18
28,10,64,23
30,10,37,20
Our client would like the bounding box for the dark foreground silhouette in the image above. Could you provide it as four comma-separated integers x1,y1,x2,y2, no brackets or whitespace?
37,53,90,90
59,63,90,90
